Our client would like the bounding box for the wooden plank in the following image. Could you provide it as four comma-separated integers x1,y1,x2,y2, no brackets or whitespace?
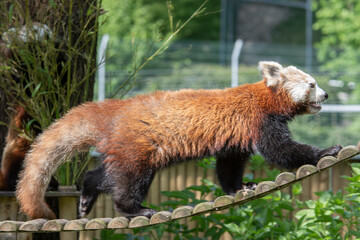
160,168,170,204
150,172,160,206
58,186,78,240
195,163,203,199
176,164,186,191
319,169,329,193
104,195,113,218
186,162,196,190
299,177,311,202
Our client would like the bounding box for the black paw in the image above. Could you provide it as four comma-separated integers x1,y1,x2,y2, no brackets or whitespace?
79,193,98,217
121,207,157,219
242,182,257,191
320,145,342,158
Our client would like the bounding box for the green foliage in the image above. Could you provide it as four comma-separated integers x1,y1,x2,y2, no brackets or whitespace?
100,0,167,76
97,161,360,240
100,1,211,98
159,0,220,40
313,0,360,102
101,0,164,40
101,0,220,41
0,0,102,185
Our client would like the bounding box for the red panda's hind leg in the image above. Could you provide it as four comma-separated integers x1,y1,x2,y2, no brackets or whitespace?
215,150,254,195
110,166,156,218
79,165,112,217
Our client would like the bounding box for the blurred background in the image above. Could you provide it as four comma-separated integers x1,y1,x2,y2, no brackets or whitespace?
1,1,359,239
96,0,360,149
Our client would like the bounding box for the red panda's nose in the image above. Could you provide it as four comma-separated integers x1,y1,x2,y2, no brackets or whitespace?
324,92,328,100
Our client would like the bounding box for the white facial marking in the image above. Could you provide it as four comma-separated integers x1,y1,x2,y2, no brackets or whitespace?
259,61,328,114
281,66,327,113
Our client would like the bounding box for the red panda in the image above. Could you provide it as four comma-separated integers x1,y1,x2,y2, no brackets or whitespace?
0,106,31,191
16,61,342,219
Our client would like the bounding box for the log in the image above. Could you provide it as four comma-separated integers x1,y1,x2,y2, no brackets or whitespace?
0,220,24,232
275,172,296,186
128,216,150,228
63,219,89,231
338,145,360,161
19,219,47,232
193,202,214,214
296,165,318,179
149,211,172,224
42,219,69,231
85,218,112,230
317,156,338,170
107,217,129,229
255,181,277,195
171,206,193,220
214,195,234,208
234,189,255,202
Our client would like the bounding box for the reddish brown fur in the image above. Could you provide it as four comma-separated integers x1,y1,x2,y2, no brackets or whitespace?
16,79,304,219
98,81,300,173
0,106,31,190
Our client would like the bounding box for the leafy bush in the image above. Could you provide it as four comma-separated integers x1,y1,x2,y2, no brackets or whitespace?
0,0,102,186
97,160,360,240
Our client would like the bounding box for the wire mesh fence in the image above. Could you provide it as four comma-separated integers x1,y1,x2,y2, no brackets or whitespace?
96,39,360,149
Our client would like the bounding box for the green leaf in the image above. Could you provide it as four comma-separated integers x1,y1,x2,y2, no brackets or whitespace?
160,190,195,200
31,83,42,97
295,209,315,220
187,185,211,193
25,119,37,131
224,223,241,234
349,230,360,238
278,202,294,212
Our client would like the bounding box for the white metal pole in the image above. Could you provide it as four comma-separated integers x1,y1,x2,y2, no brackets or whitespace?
231,39,243,87
97,34,110,101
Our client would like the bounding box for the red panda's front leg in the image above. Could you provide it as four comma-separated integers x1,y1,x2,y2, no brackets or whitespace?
257,115,342,170
215,150,254,195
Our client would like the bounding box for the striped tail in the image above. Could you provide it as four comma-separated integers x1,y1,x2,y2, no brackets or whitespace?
16,111,96,219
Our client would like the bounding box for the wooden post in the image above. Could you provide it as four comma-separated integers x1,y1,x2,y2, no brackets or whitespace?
0,194,30,240
58,186,78,240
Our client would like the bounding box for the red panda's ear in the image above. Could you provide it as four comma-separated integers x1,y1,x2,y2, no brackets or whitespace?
258,61,283,88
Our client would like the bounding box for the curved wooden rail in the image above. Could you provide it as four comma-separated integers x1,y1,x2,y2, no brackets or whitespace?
0,145,359,233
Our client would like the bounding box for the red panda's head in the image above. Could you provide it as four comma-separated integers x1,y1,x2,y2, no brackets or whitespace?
259,61,327,114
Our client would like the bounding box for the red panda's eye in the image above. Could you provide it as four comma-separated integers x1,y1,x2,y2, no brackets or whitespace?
309,83,315,88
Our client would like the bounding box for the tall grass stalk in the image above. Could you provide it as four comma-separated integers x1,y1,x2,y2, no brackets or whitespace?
0,0,103,186
110,0,209,98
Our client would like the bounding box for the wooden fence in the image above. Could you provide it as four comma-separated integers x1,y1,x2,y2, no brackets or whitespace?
79,159,354,240
0,157,355,240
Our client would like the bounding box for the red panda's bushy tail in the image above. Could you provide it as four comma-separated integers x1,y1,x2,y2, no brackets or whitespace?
16,107,97,219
